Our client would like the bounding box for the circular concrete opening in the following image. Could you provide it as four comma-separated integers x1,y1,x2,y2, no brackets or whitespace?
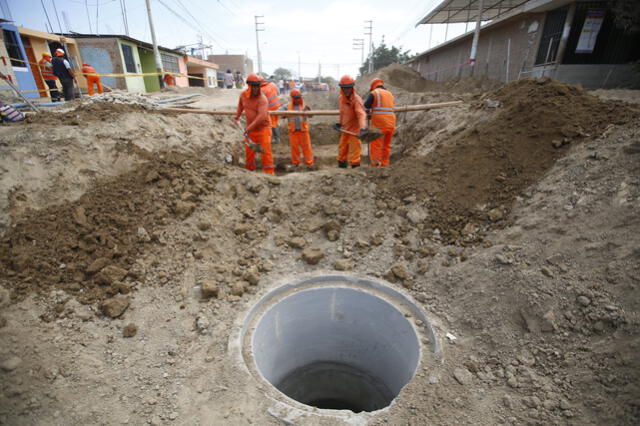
251,286,421,413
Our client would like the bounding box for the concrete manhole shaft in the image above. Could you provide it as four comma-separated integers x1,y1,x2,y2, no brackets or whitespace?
240,275,439,415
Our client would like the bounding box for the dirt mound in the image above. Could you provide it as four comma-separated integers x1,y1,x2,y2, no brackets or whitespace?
0,151,224,306
358,63,501,94
376,78,640,244
26,102,153,126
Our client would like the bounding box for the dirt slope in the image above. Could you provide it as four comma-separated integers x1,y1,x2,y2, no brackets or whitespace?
0,79,638,425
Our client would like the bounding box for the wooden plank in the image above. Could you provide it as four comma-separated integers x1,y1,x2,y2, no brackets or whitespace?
160,101,464,117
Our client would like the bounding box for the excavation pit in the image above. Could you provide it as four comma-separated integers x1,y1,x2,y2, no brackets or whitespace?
239,276,439,415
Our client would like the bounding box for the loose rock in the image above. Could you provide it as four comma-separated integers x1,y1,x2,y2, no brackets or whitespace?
301,247,325,265
123,323,138,338
99,297,130,318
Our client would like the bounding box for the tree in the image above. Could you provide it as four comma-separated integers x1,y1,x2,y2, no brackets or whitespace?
359,42,415,75
273,67,293,80
257,71,269,79
320,76,336,86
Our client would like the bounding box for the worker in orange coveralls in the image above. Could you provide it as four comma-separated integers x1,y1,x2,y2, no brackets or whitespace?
260,77,282,143
81,63,103,95
281,89,314,167
233,74,275,175
38,52,60,102
163,70,175,86
364,78,396,166
334,75,366,168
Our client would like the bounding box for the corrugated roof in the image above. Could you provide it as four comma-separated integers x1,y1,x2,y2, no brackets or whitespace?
417,0,529,25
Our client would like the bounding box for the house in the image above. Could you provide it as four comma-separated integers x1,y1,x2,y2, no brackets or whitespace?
0,21,85,99
208,54,253,87
64,34,189,93
185,56,219,88
408,0,640,88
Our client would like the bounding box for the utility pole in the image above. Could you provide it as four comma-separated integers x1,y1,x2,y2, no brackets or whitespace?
364,20,373,73
254,15,264,74
120,0,129,36
84,0,92,33
353,38,364,66
145,0,165,88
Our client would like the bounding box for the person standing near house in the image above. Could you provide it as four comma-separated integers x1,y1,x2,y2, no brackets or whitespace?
335,75,366,168
51,48,75,101
163,70,175,87
260,77,282,143
81,62,103,96
233,73,275,175
234,71,243,89
278,78,285,94
38,52,60,102
224,69,234,88
364,78,396,167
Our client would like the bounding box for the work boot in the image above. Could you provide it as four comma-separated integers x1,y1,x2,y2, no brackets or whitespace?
351,164,360,168
272,127,280,144
338,161,348,168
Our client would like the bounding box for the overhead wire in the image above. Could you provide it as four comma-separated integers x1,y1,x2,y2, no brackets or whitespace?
172,0,231,47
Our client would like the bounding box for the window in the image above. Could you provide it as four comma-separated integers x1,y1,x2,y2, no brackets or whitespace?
3,29,25,67
161,53,179,74
535,7,569,65
121,44,136,73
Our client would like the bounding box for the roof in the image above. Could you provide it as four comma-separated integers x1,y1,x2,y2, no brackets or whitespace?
59,33,184,56
417,0,529,25
185,56,219,69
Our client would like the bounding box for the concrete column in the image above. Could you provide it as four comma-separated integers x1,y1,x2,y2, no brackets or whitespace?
554,3,577,64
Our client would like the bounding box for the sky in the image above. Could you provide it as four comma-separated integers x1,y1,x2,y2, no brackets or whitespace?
5,0,471,79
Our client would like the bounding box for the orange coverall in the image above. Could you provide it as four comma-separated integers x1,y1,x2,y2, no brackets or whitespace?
163,73,175,86
235,89,274,174
368,88,396,166
261,81,282,130
286,100,314,166
337,91,367,167
81,64,103,95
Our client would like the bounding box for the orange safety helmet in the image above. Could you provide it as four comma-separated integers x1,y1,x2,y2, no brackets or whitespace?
339,75,355,88
370,78,384,91
246,73,262,86
290,89,301,98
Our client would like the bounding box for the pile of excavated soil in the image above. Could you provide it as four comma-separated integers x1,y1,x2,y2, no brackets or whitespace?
358,63,501,94
375,78,640,244
0,152,224,307
26,103,154,126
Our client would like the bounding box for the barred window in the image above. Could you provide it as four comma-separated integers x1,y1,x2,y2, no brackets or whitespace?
3,30,26,67
161,53,180,74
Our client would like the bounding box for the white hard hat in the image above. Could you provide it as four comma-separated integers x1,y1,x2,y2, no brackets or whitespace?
56,48,65,54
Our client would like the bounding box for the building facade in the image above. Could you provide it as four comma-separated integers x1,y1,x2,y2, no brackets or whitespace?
408,0,640,88
68,34,189,93
185,56,219,88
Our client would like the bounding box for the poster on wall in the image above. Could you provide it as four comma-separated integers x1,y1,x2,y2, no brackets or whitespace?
575,9,605,53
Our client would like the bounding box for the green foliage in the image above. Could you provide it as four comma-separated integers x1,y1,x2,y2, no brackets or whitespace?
320,76,336,86
359,42,415,75
273,67,293,80
257,72,269,79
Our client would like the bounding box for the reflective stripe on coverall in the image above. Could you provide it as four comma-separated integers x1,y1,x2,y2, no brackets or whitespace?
337,90,366,166
82,64,103,96
286,101,314,166
236,89,274,174
370,88,396,167
262,82,282,129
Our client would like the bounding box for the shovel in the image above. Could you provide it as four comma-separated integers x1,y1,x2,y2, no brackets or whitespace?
333,125,383,143
234,120,264,153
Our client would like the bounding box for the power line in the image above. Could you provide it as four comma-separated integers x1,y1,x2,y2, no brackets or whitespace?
173,0,230,47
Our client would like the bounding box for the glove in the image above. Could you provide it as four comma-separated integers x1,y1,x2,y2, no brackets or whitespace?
332,123,341,132
232,116,240,123
358,128,367,138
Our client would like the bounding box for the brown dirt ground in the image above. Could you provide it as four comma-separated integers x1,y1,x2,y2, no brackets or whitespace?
0,71,639,425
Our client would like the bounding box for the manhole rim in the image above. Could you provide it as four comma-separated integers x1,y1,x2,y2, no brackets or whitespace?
229,273,443,420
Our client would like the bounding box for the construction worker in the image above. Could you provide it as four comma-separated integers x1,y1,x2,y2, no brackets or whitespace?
163,70,175,87
51,48,75,101
81,62,103,96
233,73,275,175
335,75,366,168
260,77,282,143
281,89,314,167
364,78,396,167
38,52,60,102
